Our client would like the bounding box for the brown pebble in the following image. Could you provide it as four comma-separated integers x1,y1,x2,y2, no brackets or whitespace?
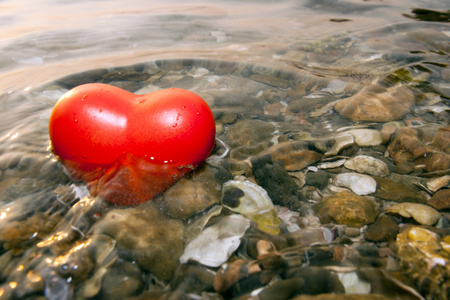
364,215,399,242
221,112,238,124
428,189,450,211
344,227,361,237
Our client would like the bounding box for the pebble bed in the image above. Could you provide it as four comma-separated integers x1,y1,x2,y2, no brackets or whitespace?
0,37,449,300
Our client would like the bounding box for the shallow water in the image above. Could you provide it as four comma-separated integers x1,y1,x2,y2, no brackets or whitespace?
0,0,449,299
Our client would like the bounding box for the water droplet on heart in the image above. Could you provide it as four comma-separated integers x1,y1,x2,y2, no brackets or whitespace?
172,123,177,127
71,151,77,158
81,152,88,159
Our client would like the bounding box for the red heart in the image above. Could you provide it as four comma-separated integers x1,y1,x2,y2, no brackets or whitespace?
49,83,215,205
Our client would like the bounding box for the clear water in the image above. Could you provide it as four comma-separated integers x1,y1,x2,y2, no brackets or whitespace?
0,0,446,92
0,0,449,299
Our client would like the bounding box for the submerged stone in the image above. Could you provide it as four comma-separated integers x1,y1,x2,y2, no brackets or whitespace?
305,170,330,190
180,214,251,267
100,260,143,299
347,129,383,147
333,173,377,195
284,267,345,295
253,161,303,209
160,166,221,220
385,203,441,225
252,141,323,172
225,120,275,148
396,226,450,298
364,215,399,242
91,202,184,282
344,155,389,177
387,126,450,172
334,84,414,122
426,175,450,192
372,177,426,203
221,179,281,235
314,191,379,227
427,189,450,211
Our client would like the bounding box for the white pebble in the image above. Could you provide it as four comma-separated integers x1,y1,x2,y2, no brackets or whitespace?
344,155,389,177
180,214,250,267
333,173,377,195
347,129,383,146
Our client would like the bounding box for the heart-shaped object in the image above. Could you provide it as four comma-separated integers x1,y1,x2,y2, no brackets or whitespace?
49,83,215,205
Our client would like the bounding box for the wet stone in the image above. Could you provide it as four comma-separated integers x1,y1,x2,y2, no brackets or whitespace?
333,172,377,195
257,278,305,300
91,202,184,282
305,170,330,190
221,179,281,235
385,203,441,226
283,227,334,246
286,92,335,114
225,120,275,148
283,266,345,295
344,155,389,177
396,226,450,299
347,129,383,147
372,177,426,204
426,175,450,192
262,88,288,103
221,112,238,124
180,214,251,267
381,122,405,144
427,189,450,211
364,215,399,242
171,263,216,296
344,227,361,237
314,191,379,227
387,126,450,172
334,84,415,122
100,260,143,299
253,160,303,210
251,141,323,172
160,165,221,220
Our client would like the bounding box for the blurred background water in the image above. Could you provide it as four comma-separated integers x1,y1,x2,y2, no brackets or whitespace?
0,0,447,92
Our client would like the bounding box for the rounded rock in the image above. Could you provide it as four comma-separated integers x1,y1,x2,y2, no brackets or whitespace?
428,189,450,211
385,203,441,226
333,173,377,195
334,84,414,122
364,215,399,242
314,191,379,227
91,202,184,282
344,155,389,177
347,129,383,147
